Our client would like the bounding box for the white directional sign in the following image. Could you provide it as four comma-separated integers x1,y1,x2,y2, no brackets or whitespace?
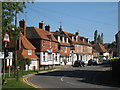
3,32,10,42
0,52,4,59
0,52,13,59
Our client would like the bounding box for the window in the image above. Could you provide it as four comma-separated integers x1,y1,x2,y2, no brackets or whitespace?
76,36,78,42
28,49,32,55
43,52,45,61
62,36,64,43
50,41,52,48
65,47,67,52
55,43,57,50
43,40,45,48
66,38,68,43
81,46,83,52
72,36,74,41
55,53,57,61
58,36,60,42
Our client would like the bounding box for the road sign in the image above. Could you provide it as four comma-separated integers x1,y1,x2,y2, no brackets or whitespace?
0,52,13,59
47,49,52,53
0,52,4,59
3,32,10,42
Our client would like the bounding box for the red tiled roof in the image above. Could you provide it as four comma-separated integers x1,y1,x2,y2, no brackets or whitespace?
63,31,91,46
93,44,107,53
52,31,71,46
27,27,58,42
20,33,36,50
17,50,39,59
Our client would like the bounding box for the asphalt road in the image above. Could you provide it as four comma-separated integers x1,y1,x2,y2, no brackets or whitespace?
27,65,120,89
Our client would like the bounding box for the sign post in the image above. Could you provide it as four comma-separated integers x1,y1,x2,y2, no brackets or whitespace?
3,28,10,85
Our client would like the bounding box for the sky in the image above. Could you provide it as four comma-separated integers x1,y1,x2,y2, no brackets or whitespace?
16,2,118,43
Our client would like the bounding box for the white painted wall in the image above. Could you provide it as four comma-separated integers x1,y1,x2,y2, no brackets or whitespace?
26,59,38,70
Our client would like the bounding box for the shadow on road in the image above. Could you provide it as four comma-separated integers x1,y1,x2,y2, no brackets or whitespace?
35,68,120,88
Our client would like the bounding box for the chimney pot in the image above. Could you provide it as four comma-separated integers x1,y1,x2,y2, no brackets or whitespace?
59,25,62,32
39,21,44,30
19,19,26,36
75,32,79,35
45,25,50,32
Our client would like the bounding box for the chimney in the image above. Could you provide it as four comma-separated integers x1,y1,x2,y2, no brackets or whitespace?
19,19,26,36
59,25,62,32
75,32,79,35
39,21,44,29
45,25,50,32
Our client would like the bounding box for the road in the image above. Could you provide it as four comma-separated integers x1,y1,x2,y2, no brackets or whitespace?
27,65,120,89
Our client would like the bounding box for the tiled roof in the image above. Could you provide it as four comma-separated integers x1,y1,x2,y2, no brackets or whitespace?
93,44,107,53
27,27,58,42
52,31,71,46
17,50,39,59
63,31,91,46
20,33,36,50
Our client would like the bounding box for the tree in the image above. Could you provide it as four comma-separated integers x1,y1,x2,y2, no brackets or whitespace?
100,33,103,44
94,30,98,44
97,34,101,44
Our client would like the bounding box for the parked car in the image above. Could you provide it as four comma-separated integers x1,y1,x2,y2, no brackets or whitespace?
88,59,97,65
102,60,110,64
73,60,85,67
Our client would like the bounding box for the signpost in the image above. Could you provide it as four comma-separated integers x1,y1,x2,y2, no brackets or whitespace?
3,28,11,84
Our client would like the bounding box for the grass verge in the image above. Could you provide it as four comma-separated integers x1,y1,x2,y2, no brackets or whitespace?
2,68,56,88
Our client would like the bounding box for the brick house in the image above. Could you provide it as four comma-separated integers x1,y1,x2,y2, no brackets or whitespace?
63,31,93,64
52,26,93,65
26,21,60,66
52,26,71,65
17,20,39,70
92,43,109,60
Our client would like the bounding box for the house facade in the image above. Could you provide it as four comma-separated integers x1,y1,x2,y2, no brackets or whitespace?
26,21,60,66
52,26,93,65
93,43,109,60
18,19,39,70
63,31,93,64
52,26,71,65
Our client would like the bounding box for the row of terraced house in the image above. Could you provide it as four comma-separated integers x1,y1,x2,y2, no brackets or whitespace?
14,19,109,70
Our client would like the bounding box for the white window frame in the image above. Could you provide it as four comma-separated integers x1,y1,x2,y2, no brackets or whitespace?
66,37,68,43
28,49,32,55
72,36,74,41
62,36,64,43
58,36,60,42
65,47,67,53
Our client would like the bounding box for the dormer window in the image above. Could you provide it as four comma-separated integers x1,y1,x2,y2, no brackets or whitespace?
58,36,60,42
72,36,74,41
62,36,64,43
28,49,32,55
76,36,78,42
83,39,84,43
66,37,68,43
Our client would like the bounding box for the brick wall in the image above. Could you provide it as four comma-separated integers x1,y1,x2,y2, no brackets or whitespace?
41,40,59,51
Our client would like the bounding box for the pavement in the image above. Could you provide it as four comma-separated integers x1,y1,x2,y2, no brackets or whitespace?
23,65,120,89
